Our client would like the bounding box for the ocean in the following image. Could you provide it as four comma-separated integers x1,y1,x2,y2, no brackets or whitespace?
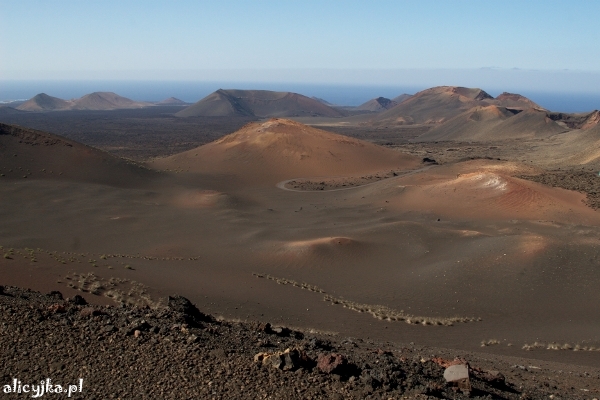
1,80,599,113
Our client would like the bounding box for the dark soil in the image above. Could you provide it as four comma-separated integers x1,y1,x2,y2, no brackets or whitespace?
2,285,598,399
0,107,255,161
519,170,600,210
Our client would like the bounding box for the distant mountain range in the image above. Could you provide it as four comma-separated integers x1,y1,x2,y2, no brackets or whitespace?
8,86,599,144
16,92,152,111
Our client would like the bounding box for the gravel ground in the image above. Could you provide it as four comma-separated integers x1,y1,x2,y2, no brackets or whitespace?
1,285,599,399
518,169,600,210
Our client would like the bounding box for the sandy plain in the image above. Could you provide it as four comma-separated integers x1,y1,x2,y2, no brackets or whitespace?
1,107,600,380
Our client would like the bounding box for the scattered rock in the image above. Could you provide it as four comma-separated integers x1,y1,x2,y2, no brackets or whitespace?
444,364,471,394
444,364,469,382
168,295,211,324
0,285,592,399
187,334,199,344
317,353,354,375
47,290,63,300
47,304,66,313
255,348,305,371
80,307,103,317
68,294,87,305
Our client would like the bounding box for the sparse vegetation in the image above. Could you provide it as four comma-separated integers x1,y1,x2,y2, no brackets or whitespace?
255,272,481,326
253,273,325,293
322,294,480,326
481,339,501,347
521,341,599,352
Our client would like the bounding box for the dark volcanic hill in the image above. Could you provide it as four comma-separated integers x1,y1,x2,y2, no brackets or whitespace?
157,97,188,106
356,97,398,112
175,89,345,118
16,92,151,112
0,123,155,186
0,106,25,116
70,92,151,110
16,93,73,111
374,86,541,126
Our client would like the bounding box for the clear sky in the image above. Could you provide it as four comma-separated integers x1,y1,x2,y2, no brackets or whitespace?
1,1,600,92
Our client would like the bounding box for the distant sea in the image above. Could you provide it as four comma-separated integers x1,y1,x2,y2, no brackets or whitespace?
1,80,599,113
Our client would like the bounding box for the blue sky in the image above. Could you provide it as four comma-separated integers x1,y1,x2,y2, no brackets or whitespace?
1,1,600,92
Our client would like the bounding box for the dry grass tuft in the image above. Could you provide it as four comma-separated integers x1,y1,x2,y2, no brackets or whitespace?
522,341,599,352
254,272,480,327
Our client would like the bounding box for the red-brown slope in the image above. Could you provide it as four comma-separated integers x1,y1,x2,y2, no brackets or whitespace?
495,92,543,110
150,119,420,185
374,86,541,126
374,86,495,125
0,123,155,186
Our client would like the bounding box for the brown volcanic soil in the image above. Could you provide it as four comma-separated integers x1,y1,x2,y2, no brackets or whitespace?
417,107,568,142
3,285,599,399
0,123,155,186
149,118,421,186
2,113,600,398
519,169,600,210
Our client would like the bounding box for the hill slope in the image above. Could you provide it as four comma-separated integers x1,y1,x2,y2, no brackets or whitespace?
16,93,73,111
16,92,151,111
416,107,567,142
356,97,398,112
156,97,188,106
495,92,542,109
150,118,420,184
0,123,155,186
391,94,412,103
416,106,516,141
375,86,541,126
70,92,151,110
176,90,345,118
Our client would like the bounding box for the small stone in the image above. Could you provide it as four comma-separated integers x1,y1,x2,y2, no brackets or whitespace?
134,330,142,338
69,295,87,305
47,304,66,313
254,352,268,363
80,307,101,317
186,334,199,344
102,324,116,333
444,364,469,383
317,353,348,374
482,370,505,386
